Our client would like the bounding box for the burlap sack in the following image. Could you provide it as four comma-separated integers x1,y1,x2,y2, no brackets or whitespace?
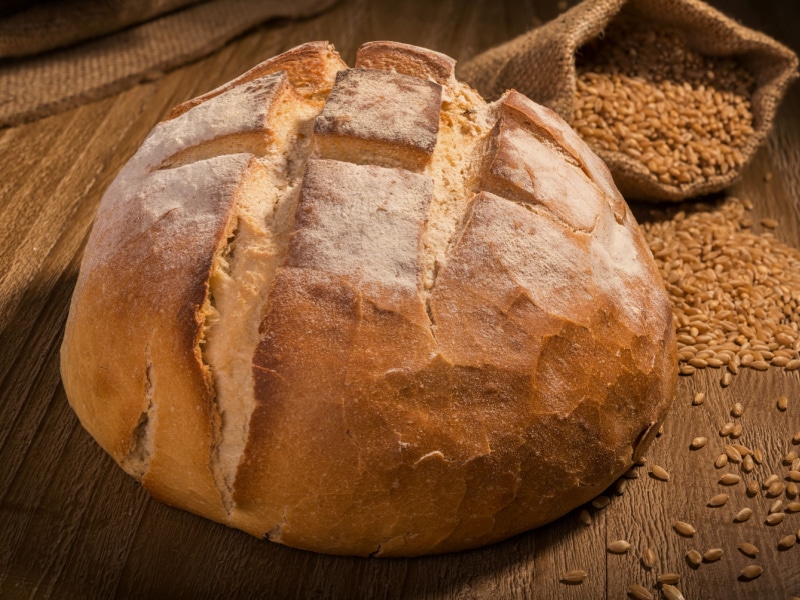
459,0,798,201
0,0,337,128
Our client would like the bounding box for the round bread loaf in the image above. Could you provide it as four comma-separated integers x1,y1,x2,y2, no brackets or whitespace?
60,41,677,557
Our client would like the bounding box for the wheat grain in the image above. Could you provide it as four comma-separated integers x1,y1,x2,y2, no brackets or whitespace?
642,547,657,569
742,454,754,473
731,444,751,457
650,465,670,481
703,548,723,561
741,565,763,579
674,521,696,536
708,493,729,507
765,512,784,525
579,509,592,526
662,584,685,600
719,473,740,485
734,507,753,522
608,540,631,553
686,549,702,566
767,482,786,497
629,584,652,600
563,569,588,583
739,542,759,556
725,445,743,463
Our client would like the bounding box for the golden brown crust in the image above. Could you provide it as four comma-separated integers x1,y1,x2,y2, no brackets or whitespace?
499,90,628,222
313,68,442,170
61,41,677,557
167,41,345,119
355,41,457,87
61,153,260,522
481,117,606,231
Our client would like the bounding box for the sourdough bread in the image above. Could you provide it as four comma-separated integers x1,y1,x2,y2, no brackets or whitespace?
60,41,677,557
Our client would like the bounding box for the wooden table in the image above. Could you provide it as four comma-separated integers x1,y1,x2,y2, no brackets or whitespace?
1,0,798,598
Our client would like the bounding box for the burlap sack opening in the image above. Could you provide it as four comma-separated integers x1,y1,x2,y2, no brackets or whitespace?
459,0,798,202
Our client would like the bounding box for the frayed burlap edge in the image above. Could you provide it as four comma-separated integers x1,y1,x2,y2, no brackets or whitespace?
458,0,799,201
0,0,337,129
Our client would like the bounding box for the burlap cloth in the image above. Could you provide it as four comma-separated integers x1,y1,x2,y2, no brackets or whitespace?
0,0,337,128
459,0,799,201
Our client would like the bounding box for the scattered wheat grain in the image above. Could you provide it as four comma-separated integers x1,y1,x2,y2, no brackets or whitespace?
778,534,796,549
674,521,696,536
650,465,670,481
563,569,588,583
720,473,740,485
642,548,657,569
741,565,763,579
708,493,729,507
662,584,685,600
703,548,723,561
742,455,754,473
725,445,743,463
608,540,631,553
686,549,702,566
739,542,759,556
765,512,785,525
629,584,652,600
767,482,786,497
761,218,779,229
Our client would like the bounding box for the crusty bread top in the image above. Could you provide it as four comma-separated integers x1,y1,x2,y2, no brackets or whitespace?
61,40,677,557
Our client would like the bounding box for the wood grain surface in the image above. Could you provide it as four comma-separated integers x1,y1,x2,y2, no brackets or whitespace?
1,0,798,598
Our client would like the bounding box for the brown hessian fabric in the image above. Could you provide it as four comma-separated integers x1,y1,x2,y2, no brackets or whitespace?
458,0,798,201
0,0,338,128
